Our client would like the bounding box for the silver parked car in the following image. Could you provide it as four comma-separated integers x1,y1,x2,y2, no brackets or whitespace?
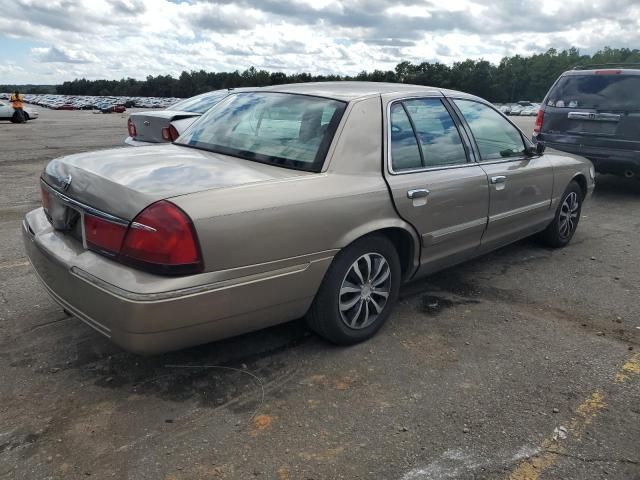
24,82,594,354
125,89,239,146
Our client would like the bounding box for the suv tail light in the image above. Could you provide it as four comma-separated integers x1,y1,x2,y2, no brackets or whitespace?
161,125,179,141
127,118,137,137
120,201,202,275
595,69,622,75
534,109,544,134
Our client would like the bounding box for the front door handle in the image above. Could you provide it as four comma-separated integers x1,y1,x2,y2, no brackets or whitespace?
407,188,430,199
490,175,507,185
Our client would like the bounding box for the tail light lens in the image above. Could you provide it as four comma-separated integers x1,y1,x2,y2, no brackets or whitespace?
84,214,127,255
127,118,137,137
534,109,544,134
120,201,202,275
161,125,180,142
595,69,622,75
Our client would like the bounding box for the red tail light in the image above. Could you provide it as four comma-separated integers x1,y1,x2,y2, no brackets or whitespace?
595,69,622,75
120,201,202,275
534,109,544,134
161,125,180,141
84,214,128,255
127,118,137,137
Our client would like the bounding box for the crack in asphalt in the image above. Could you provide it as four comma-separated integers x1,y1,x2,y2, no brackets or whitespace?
544,449,639,465
22,315,72,334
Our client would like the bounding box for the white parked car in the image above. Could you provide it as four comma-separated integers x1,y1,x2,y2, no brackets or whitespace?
0,101,39,121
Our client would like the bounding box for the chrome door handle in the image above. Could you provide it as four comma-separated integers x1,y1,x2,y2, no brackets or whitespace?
407,188,430,199
490,176,507,185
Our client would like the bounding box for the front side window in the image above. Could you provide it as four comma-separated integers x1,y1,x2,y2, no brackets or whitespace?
454,99,526,161
177,92,346,172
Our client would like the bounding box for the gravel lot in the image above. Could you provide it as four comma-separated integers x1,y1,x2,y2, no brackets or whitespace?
1,108,639,480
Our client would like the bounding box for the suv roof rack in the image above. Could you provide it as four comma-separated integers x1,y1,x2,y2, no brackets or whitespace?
572,63,640,70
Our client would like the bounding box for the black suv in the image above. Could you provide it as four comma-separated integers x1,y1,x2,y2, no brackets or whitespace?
534,65,640,179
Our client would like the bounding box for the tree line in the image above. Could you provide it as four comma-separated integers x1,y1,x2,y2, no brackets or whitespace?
10,47,640,102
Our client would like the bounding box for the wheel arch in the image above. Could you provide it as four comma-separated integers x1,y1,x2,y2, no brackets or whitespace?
571,173,588,199
335,221,420,282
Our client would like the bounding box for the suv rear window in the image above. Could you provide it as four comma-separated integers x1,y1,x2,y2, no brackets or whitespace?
547,74,640,110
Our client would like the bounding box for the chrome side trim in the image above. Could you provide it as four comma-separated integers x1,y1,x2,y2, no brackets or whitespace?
70,257,334,302
489,200,551,223
41,178,129,226
422,217,488,246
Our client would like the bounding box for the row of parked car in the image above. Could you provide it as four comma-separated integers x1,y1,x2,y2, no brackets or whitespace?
496,101,541,116
0,93,181,112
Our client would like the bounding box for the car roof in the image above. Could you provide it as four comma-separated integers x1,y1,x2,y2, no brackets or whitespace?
257,81,481,102
563,68,640,76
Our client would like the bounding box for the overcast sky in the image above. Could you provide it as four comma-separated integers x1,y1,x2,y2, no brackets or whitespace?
0,0,638,84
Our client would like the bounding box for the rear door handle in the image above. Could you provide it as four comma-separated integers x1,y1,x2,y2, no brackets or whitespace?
490,176,507,185
407,188,430,199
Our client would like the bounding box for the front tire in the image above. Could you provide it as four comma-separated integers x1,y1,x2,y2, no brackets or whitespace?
538,180,583,248
307,235,401,345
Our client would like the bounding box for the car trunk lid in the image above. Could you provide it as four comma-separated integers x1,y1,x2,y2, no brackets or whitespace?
129,110,201,143
41,144,310,221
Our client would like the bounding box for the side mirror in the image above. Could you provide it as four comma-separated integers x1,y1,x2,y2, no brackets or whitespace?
525,142,546,156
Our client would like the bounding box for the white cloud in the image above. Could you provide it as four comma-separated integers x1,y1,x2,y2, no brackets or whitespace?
0,0,638,84
32,46,98,63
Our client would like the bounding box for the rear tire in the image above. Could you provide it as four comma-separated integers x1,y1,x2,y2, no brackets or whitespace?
538,180,583,248
306,235,401,345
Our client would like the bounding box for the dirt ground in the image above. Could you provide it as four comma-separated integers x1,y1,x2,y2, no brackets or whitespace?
0,108,638,480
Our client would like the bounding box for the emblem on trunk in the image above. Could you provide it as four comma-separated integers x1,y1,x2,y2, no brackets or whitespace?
61,174,72,192
143,121,150,126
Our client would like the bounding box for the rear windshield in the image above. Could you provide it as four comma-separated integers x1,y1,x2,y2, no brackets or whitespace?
170,90,229,113
176,92,346,172
547,74,640,110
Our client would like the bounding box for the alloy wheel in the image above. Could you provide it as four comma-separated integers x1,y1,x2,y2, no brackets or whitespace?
559,191,579,239
339,253,391,329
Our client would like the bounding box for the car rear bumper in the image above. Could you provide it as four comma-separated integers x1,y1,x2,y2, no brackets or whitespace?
540,138,640,176
23,208,333,355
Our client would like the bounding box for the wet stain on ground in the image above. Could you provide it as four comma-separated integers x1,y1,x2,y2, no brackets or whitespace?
0,432,42,454
70,321,313,411
420,294,480,315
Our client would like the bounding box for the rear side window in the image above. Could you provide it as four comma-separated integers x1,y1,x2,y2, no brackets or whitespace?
547,74,640,110
454,100,525,161
390,103,422,171
403,99,467,167
390,98,467,171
